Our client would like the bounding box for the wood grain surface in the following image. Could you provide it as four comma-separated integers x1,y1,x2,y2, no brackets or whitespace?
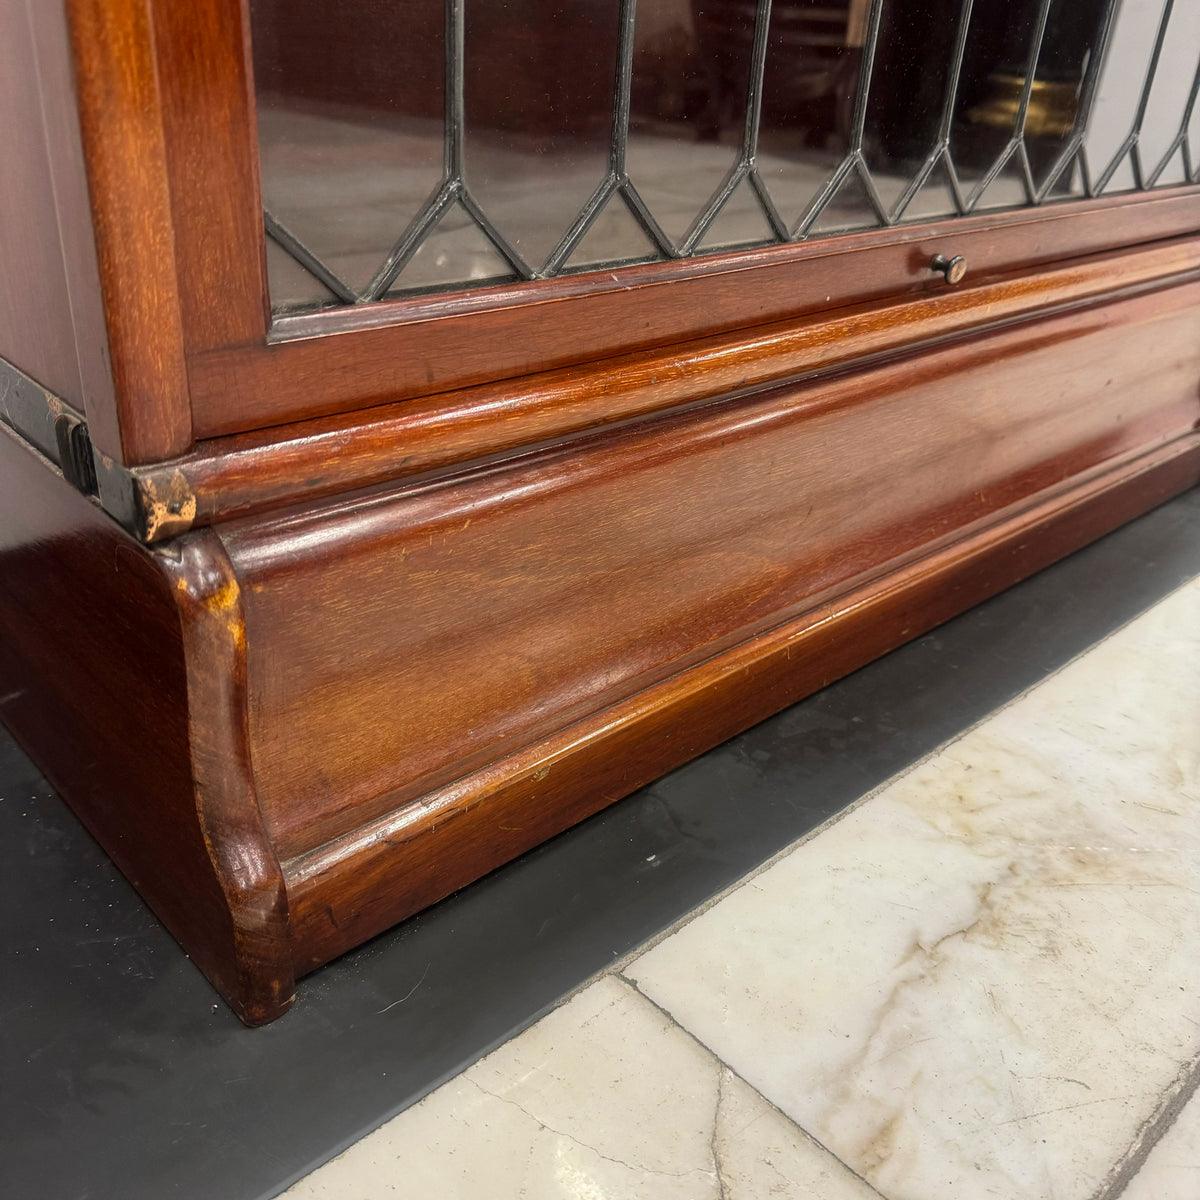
147,234,1200,535
226,275,1200,868
187,187,1200,438
156,531,294,1024
149,0,270,357
281,438,1200,970
53,0,1200,452
7,0,1200,1020
66,0,192,463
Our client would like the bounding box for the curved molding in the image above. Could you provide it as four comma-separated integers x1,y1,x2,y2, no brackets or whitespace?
134,235,1200,540
158,530,294,1024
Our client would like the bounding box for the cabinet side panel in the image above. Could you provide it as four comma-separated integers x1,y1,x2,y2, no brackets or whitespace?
229,279,1200,860
0,0,110,416
0,428,292,1022
24,0,117,432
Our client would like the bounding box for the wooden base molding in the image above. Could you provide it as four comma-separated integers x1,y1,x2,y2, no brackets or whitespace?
2,265,1199,1023
6,0,1200,1031
127,233,1200,539
284,435,1200,972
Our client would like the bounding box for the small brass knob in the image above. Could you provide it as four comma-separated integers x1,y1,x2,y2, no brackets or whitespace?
931,253,968,285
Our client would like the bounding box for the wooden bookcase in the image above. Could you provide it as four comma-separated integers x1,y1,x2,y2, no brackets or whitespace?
2,0,1199,1023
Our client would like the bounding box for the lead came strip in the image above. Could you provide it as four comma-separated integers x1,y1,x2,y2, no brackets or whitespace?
257,0,1200,309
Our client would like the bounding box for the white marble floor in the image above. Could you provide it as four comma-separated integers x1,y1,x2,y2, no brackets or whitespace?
283,575,1200,1200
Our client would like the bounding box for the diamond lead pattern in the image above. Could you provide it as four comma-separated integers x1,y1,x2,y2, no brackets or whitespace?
259,0,1200,311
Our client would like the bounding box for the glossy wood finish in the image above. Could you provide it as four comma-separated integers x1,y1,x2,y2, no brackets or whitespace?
189,186,1200,437
65,0,192,462
149,0,269,359
4,229,1200,1019
56,0,1200,452
226,274,1200,867
0,426,292,1024
156,532,293,1022
284,439,1200,971
6,0,1200,1026
139,234,1200,536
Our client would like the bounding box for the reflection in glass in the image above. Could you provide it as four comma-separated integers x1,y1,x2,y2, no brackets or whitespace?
757,1,868,229
1024,0,1108,196
861,0,968,223
1085,0,1173,192
251,0,446,305
249,0,1200,313
460,3,618,270
1137,1,1200,187
625,1,752,246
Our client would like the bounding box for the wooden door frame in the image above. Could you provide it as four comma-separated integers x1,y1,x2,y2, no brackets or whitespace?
67,0,1200,464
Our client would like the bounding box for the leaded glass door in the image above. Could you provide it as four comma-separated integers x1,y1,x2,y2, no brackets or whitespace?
249,0,1200,312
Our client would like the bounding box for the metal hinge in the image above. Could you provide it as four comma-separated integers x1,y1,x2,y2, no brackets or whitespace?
0,354,195,544
0,354,93,487
52,409,98,495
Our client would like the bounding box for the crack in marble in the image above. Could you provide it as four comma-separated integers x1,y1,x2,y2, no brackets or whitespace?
620,975,892,1200
572,989,625,1034
815,869,1017,1118
797,762,1200,1193
709,1068,729,1200
986,1093,1159,1130
462,1075,715,1186
613,580,1199,1200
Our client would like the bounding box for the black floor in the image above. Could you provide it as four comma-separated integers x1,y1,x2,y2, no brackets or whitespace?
3,486,1199,1200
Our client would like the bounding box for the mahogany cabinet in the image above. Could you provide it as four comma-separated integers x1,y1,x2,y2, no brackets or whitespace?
2,0,1200,1024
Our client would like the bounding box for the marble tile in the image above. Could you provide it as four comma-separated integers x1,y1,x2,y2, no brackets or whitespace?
628,579,1200,1200
1122,1082,1200,1200
713,1070,882,1200
283,974,878,1200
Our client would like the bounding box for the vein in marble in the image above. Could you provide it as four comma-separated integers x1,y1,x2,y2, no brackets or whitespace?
628,577,1200,1200
284,974,879,1200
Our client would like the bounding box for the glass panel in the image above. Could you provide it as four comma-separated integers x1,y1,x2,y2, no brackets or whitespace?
625,0,752,246
262,238,338,311
807,166,883,234
972,154,1031,210
695,178,777,249
755,0,867,231
864,0,967,222
947,0,1044,206
1024,0,1107,199
248,0,1200,314
563,197,662,271
384,209,518,297
250,0,445,305
1085,0,1172,193
1139,2,1200,186
462,2,619,272
902,161,960,222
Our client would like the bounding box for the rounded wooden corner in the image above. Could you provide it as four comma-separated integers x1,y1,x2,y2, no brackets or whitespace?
159,529,297,1020
227,979,297,1028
